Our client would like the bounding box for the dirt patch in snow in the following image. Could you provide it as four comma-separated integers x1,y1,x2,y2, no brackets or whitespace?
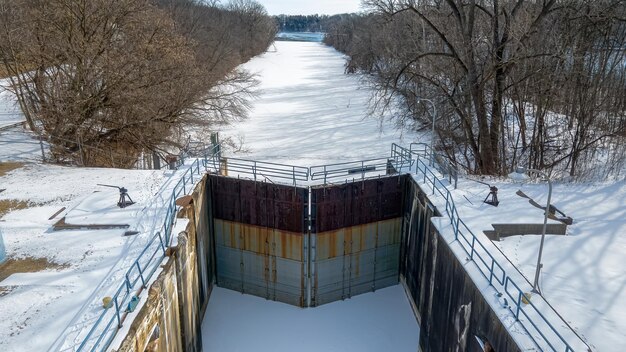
0,162,24,177
0,257,69,282
0,286,15,297
0,199,29,218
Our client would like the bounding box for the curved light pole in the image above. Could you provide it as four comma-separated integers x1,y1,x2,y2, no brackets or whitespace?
509,167,552,294
416,98,436,166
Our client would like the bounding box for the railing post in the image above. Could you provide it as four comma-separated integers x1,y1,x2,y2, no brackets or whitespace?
361,161,365,181
515,291,522,320
470,236,476,260
432,173,436,194
114,296,122,328
323,165,327,184
489,259,495,286
136,262,146,288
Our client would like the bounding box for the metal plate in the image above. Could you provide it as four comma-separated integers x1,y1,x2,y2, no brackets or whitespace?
310,176,406,307
209,175,308,307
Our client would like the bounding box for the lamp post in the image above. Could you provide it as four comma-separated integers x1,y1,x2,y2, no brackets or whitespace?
508,167,552,294
416,98,436,166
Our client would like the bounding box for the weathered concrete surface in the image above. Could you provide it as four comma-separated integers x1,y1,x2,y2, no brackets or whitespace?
486,223,567,241
118,175,211,352
401,178,522,352
175,228,202,351
117,258,183,352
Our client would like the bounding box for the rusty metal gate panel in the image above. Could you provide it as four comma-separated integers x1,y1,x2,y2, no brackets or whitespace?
310,175,406,306
209,175,308,307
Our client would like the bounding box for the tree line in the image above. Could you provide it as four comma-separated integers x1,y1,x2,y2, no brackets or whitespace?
0,0,276,167
274,14,357,33
324,0,626,179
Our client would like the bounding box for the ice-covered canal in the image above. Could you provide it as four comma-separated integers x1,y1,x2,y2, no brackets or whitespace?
216,40,417,166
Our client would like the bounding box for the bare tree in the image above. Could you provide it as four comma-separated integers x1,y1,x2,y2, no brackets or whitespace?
0,0,276,167
326,0,626,178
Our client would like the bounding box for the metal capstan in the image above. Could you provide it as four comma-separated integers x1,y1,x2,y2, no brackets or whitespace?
484,185,499,207
97,184,135,208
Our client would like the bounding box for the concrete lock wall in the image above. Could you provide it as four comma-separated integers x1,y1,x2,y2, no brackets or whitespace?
116,254,183,352
117,175,212,352
116,172,527,352
400,178,521,352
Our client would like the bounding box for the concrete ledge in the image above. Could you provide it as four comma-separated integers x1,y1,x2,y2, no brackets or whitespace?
486,223,567,241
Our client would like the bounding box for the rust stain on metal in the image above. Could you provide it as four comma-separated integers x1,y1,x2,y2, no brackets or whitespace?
353,251,361,277
214,219,302,261
315,218,402,260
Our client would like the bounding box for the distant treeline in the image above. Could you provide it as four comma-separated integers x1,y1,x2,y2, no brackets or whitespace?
274,14,358,32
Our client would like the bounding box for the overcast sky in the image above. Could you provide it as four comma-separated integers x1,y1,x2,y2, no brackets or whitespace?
257,0,363,15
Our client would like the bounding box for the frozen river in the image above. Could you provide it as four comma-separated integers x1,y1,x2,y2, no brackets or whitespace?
217,40,417,166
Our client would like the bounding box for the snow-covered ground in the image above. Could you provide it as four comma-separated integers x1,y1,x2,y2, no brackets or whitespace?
0,82,22,128
0,163,173,351
202,285,419,352
0,84,200,351
434,176,626,351
0,81,44,164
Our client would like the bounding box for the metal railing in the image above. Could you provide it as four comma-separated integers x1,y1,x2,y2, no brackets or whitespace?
220,157,309,185
76,157,208,352
307,143,416,184
410,142,458,188
310,157,394,183
391,143,414,170
413,155,576,352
